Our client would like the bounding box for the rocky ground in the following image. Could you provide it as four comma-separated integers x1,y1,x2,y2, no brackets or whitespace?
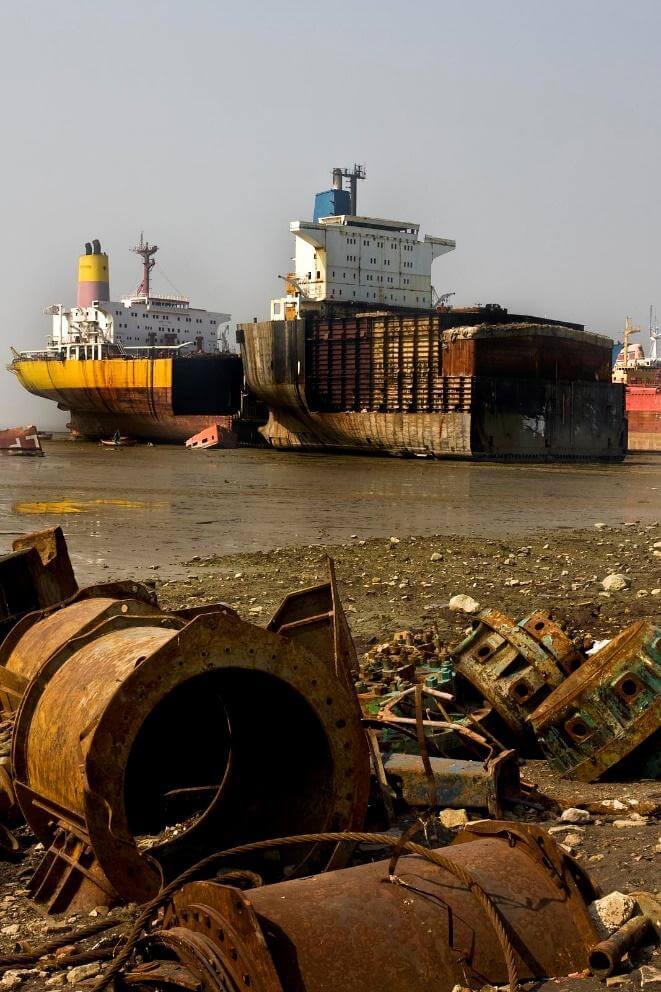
0,523,657,990
158,520,661,654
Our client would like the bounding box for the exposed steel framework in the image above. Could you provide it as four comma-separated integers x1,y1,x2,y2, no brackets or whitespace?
132,232,159,297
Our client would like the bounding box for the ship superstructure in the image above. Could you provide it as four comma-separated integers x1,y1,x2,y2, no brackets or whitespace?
35,237,231,362
271,166,455,320
240,166,626,462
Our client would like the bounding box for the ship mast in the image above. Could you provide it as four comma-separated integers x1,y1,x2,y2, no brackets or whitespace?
623,315,640,374
650,304,660,362
132,233,158,298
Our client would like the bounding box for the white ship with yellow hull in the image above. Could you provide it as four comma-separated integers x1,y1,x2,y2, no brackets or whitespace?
9,238,243,443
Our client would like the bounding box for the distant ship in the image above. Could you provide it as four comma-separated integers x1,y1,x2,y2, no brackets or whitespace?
9,237,245,444
612,313,661,452
238,166,626,461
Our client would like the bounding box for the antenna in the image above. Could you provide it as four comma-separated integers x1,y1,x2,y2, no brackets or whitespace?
334,164,367,214
132,232,158,297
650,304,660,362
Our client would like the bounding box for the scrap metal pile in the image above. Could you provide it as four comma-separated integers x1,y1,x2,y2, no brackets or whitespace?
359,607,660,814
0,529,658,992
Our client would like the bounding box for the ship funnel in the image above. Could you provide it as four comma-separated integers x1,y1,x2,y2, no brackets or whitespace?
77,239,110,307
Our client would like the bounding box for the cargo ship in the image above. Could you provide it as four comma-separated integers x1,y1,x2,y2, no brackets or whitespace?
238,167,626,461
611,313,661,452
9,238,245,444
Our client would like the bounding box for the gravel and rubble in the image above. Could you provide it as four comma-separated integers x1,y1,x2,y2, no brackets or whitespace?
158,521,660,657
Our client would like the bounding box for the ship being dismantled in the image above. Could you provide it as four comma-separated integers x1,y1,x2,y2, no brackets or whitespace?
238,167,626,460
9,238,245,444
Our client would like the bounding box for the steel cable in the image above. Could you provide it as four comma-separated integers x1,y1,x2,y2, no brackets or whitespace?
0,918,124,973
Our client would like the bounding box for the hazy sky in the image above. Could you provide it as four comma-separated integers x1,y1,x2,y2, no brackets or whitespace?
1,0,660,426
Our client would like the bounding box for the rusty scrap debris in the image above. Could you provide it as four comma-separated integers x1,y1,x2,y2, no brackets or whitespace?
123,822,602,992
0,529,658,991
359,607,660,785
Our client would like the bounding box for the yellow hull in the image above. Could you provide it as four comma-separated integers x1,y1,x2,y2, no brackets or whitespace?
10,355,243,443
12,357,172,398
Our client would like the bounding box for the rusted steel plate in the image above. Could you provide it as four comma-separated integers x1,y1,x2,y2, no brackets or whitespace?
0,527,78,643
130,822,600,992
10,526,77,604
384,750,520,816
10,607,369,913
268,559,358,692
0,597,159,714
530,620,661,781
452,609,583,733
0,426,43,455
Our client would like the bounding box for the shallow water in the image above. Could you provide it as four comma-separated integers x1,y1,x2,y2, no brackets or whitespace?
0,441,658,582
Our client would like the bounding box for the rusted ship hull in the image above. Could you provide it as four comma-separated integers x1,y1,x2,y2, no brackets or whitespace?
66,410,237,444
624,373,661,452
238,315,627,461
10,353,244,444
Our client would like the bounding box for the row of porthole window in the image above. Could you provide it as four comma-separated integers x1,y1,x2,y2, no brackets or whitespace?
329,288,421,303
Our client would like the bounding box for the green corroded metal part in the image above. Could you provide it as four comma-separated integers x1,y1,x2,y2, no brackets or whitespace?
384,750,519,815
452,608,583,733
530,620,661,781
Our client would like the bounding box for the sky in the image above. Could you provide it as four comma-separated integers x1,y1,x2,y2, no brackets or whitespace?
1,0,660,426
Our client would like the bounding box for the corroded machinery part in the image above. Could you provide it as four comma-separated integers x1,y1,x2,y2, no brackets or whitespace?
126,822,600,992
384,750,520,816
530,620,661,781
0,591,159,715
0,527,78,642
268,559,359,694
452,609,583,733
10,607,369,913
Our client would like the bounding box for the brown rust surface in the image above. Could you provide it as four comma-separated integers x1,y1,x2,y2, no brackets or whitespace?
10,606,370,911
238,320,624,459
140,823,599,992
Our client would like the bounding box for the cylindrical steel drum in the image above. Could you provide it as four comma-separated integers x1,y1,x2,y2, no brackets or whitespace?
131,822,600,992
9,607,369,913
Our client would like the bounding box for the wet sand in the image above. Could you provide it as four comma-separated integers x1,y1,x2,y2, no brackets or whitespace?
0,440,659,582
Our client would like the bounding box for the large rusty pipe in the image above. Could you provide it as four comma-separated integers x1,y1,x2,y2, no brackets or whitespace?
130,823,600,992
0,593,159,713
588,915,654,978
9,606,369,913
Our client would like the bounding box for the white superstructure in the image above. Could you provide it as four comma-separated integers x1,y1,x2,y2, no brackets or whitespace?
271,212,455,320
44,294,231,360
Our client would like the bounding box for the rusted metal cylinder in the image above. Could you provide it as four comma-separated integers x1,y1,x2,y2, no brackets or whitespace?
10,607,369,914
588,914,653,977
130,822,600,992
0,592,158,714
